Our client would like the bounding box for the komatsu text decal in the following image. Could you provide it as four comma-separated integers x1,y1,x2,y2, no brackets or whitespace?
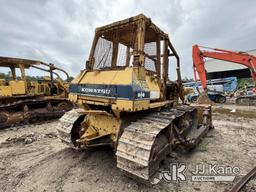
81,87,111,95
69,84,150,100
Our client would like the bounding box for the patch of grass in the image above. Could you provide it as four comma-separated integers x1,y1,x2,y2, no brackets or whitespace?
197,140,209,152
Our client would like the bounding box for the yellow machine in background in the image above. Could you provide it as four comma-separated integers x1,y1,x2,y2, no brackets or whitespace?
0,57,73,128
58,14,213,183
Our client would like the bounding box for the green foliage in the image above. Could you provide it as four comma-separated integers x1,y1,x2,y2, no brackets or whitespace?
25,76,42,81
237,78,253,89
0,72,71,82
0,72,44,81
182,77,194,82
198,140,209,152
67,76,74,82
0,72,12,81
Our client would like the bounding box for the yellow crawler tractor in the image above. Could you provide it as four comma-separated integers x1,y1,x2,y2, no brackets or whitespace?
0,57,73,128
57,14,213,183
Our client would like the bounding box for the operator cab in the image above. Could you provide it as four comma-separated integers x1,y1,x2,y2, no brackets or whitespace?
70,14,184,112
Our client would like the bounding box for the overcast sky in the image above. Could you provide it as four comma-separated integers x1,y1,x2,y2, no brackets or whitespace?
0,0,256,79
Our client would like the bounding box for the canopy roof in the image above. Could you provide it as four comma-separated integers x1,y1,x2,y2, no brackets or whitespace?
95,14,169,46
0,56,41,68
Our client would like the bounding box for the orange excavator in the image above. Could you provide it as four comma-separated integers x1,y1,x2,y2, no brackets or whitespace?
192,45,256,106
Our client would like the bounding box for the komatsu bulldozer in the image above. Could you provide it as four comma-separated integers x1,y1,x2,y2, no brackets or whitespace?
57,14,213,183
0,57,73,128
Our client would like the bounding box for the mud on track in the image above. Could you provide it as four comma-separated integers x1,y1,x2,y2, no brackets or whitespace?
0,105,255,192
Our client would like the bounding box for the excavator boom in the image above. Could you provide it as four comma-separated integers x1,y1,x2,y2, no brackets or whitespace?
192,45,256,90
192,44,256,106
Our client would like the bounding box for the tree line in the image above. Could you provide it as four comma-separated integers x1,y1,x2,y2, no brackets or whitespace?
0,72,74,82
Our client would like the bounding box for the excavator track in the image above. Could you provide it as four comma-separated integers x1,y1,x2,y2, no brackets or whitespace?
0,98,73,129
236,95,256,106
116,105,211,184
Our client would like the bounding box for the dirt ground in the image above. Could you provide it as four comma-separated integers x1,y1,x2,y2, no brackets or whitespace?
0,104,255,192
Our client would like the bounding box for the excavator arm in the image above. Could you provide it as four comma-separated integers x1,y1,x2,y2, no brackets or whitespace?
192,44,256,91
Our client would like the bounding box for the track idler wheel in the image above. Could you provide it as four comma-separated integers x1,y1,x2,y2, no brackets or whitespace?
0,112,9,124
147,131,174,184
71,115,86,147
46,102,53,111
150,133,169,161
57,101,72,111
